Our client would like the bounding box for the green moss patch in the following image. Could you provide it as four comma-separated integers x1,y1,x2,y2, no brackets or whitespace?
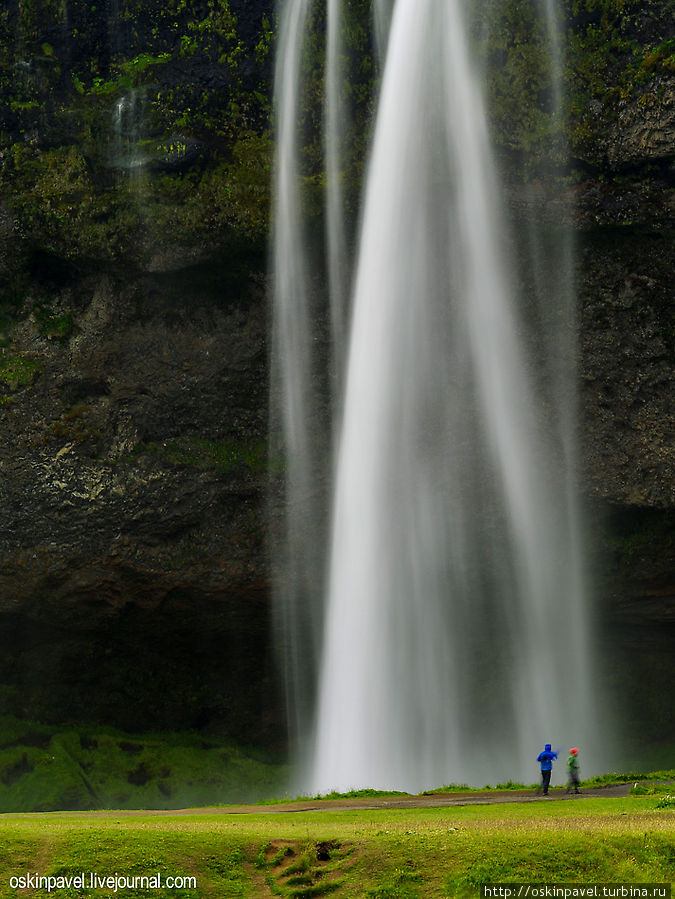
124,434,268,478
0,352,41,390
33,302,75,340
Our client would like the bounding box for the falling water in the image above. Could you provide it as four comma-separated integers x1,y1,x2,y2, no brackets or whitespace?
110,89,148,193
273,0,602,792
325,0,349,366
271,0,325,752
372,0,394,60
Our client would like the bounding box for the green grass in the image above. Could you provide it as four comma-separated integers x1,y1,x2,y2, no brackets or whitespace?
631,782,675,796
585,770,675,788
424,771,675,795
0,798,671,897
424,781,535,794
260,789,412,805
316,789,410,800
290,772,675,803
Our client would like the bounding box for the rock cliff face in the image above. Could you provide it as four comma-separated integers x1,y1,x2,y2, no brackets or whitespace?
0,256,280,742
578,226,673,754
0,0,281,744
0,0,673,755
572,20,675,749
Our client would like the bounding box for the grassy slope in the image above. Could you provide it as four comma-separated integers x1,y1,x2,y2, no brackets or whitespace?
0,798,672,898
0,717,287,813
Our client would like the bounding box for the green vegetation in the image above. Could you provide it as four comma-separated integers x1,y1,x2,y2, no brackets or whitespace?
32,301,75,340
565,0,675,163
260,789,411,806
82,51,173,97
479,0,563,165
425,781,536,794
0,0,274,262
470,0,675,170
316,789,410,800
1,0,673,265
290,0,376,218
0,351,41,389
48,403,101,445
608,527,675,569
123,435,268,478
0,798,672,898
280,772,675,803
631,781,675,796
0,716,286,813
587,770,675,788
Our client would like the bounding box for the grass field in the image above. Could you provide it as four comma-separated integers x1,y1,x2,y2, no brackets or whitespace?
0,795,672,898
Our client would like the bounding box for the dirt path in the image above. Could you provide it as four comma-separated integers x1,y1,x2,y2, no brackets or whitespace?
6,781,666,819
212,782,640,815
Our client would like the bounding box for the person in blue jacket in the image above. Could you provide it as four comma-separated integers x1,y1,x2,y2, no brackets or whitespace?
537,743,558,795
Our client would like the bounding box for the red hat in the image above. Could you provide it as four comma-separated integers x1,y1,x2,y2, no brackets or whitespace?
569,747,579,755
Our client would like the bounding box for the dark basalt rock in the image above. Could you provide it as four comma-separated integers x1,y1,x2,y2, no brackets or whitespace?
0,255,282,746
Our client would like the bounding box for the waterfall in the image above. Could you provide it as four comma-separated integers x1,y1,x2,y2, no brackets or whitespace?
270,0,325,756
372,0,394,61
325,0,349,369
273,0,604,792
110,88,148,195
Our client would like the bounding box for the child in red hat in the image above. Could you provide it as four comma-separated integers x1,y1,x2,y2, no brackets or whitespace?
566,747,581,794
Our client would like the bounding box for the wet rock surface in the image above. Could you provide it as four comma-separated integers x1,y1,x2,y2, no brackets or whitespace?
0,257,282,744
608,76,675,168
579,238,673,511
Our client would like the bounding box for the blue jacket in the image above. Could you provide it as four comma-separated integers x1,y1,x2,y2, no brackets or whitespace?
537,744,558,771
